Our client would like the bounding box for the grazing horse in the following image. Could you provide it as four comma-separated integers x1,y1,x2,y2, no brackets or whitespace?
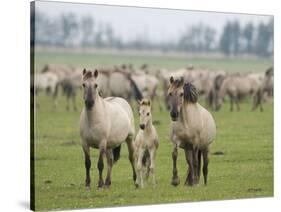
134,99,159,188
168,77,216,186
216,74,263,111
79,69,136,189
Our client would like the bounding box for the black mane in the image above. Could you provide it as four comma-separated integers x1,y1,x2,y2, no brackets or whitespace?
183,82,198,103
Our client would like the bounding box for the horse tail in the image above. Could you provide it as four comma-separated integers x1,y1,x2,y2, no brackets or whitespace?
113,145,121,163
127,75,143,101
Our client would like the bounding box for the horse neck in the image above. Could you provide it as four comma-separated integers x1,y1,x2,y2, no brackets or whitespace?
142,117,153,136
85,94,104,124
180,102,197,126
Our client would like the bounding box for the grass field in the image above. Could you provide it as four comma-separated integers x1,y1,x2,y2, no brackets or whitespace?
33,52,273,211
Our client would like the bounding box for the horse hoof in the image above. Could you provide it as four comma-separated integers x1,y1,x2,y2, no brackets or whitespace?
171,177,180,186
85,186,90,191
98,180,104,188
104,184,110,189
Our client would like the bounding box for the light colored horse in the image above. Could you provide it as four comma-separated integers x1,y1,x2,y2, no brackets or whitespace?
34,71,59,108
79,69,136,189
108,67,143,103
168,77,216,186
134,99,159,188
216,73,263,111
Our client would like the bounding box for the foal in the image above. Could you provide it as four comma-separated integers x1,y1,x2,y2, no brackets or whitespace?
134,99,159,188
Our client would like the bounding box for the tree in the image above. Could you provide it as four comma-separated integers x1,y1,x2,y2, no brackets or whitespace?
204,26,216,52
232,21,240,55
243,22,254,53
81,15,94,47
220,22,232,55
220,21,241,56
255,20,273,57
60,13,79,47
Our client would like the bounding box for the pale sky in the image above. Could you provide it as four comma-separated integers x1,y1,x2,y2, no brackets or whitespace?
35,0,273,43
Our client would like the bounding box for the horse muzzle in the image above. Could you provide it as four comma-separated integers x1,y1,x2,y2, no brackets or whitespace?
139,124,145,130
85,100,94,110
170,111,179,121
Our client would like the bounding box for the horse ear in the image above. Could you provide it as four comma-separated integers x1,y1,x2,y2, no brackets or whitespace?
170,76,174,84
147,100,151,106
94,69,98,78
137,100,142,105
82,68,86,75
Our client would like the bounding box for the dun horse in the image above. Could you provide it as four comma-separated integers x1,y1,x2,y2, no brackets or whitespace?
134,99,159,188
79,69,136,189
168,77,216,186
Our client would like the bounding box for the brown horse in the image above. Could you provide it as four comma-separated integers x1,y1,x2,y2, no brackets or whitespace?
168,77,216,186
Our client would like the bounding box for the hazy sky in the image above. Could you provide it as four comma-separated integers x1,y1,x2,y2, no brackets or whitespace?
36,0,272,43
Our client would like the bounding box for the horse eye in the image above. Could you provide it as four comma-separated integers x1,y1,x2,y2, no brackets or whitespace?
94,84,98,88
147,112,150,116
82,83,86,88
169,93,172,96
180,93,184,97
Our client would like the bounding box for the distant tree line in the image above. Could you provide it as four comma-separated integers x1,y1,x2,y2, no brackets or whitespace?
34,10,273,57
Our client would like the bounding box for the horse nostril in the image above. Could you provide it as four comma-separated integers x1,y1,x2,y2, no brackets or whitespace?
170,111,179,120
85,100,94,109
139,124,145,130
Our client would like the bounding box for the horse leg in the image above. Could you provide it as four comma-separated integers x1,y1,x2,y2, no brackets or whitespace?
257,90,264,112
252,94,258,111
197,150,202,183
234,96,240,111
149,148,156,188
126,135,137,183
136,149,145,188
193,146,199,184
104,149,113,188
202,149,209,185
66,94,70,111
72,92,77,111
97,143,106,188
171,145,180,186
184,146,195,186
230,96,234,111
82,144,91,189
52,84,59,109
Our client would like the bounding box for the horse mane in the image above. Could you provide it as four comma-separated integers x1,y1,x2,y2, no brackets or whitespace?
127,75,143,101
214,74,225,90
183,82,198,103
83,71,93,80
265,67,273,77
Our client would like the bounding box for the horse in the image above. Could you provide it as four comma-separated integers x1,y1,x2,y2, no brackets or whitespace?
134,99,159,188
168,76,216,186
216,73,262,111
108,66,143,104
79,69,136,189
34,71,59,108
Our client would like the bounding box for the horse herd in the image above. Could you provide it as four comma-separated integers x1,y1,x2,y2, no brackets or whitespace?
34,63,273,189
34,63,273,113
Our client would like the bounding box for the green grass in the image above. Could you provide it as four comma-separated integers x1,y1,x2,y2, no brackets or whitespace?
33,52,273,211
